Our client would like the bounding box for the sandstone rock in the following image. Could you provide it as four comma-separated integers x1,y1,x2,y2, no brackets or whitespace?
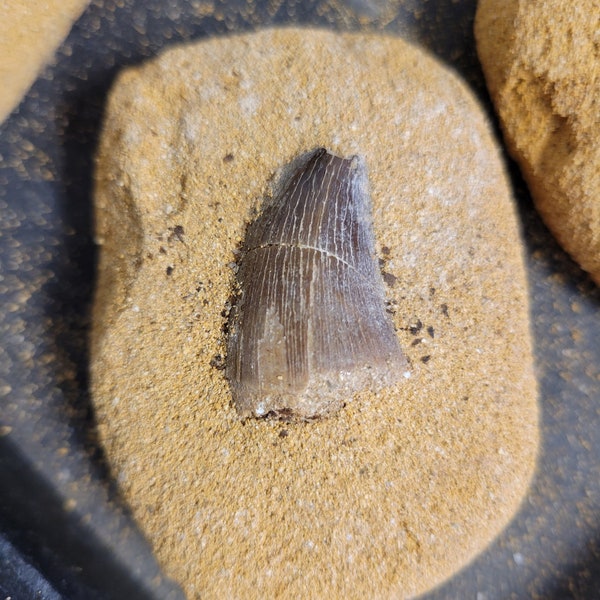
0,0,90,123
475,0,600,284
92,28,538,599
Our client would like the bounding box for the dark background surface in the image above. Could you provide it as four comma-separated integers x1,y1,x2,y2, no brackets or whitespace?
0,1,599,598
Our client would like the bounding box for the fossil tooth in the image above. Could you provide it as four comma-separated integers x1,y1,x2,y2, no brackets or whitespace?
226,148,408,420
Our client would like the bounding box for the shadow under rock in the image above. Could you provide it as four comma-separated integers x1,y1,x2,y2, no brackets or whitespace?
0,437,183,600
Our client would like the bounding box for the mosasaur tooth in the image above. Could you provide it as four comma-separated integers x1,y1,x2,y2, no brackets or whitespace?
226,148,408,420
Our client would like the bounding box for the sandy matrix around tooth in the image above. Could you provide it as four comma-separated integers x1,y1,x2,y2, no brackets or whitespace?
475,0,600,284
91,28,538,599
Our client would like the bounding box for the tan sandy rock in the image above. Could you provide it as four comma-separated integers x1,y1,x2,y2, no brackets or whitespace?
91,28,538,599
475,0,600,284
0,0,89,123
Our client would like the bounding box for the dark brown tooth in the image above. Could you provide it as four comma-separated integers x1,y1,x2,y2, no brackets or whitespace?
226,147,408,420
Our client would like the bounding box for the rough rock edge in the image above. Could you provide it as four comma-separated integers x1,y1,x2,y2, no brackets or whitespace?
475,0,600,284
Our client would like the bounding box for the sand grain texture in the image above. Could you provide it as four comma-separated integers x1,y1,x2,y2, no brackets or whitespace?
475,0,600,284
92,29,538,599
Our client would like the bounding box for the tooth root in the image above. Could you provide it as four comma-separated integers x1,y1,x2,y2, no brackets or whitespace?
226,148,408,420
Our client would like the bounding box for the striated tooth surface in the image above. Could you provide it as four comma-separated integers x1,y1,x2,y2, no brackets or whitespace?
226,147,408,419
